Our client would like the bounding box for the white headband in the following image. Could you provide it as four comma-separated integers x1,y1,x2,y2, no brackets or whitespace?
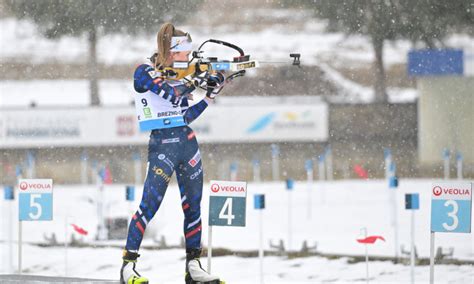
170,36,192,52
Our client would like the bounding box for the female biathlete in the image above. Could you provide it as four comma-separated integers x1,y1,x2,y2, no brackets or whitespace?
120,23,225,284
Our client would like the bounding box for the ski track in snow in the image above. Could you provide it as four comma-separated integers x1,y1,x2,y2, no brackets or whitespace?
0,180,473,283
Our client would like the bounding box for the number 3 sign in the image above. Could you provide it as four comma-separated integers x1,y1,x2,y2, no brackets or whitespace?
209,180,247,227
431,182,472,233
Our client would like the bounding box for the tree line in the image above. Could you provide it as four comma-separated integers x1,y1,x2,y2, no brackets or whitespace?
283,0,473,102
5,0,473,105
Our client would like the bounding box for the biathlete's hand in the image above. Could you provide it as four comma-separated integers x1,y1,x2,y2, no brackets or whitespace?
175,83,195,97
207,72,225,89
169,83,195,106
206,72,225,99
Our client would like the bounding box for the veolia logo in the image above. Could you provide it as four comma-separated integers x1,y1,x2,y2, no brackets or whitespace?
19,182,28,190
433,186,442,196
221,186,245,192
19,181,52,191
211,184,220,193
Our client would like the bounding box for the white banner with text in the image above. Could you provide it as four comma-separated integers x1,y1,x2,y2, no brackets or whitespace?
0,103,328,148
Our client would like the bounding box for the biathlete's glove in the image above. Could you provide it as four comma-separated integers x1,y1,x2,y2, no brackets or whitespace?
171,83,196,106
205,72,225,99
175,83,195,97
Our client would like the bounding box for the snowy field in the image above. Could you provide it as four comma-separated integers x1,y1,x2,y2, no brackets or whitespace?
5,245,473,284
1,179,473,283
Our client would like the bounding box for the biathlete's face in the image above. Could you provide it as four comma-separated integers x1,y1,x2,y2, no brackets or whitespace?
168,51,191,65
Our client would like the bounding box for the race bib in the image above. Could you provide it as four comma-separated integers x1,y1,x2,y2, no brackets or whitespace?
135,90,186,131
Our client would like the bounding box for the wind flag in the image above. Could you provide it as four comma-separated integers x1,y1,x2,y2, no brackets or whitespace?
71,224,88,236
354,164,369,179
357,235,385,244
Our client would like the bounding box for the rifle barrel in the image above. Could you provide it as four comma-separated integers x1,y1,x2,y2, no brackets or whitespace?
259,61,290,64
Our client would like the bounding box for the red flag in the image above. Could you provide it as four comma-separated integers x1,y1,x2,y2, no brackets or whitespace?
357,235,385,244
104,165,113,184
71,224,88,236
353,164,369,179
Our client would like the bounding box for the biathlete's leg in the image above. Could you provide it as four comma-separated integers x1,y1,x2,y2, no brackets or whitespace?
176,151,203,249
121,130,180,284
121,154,173,284
125,156,173,251
176,136,220,283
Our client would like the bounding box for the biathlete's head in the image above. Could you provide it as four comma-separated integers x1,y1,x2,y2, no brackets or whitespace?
151,22,192,70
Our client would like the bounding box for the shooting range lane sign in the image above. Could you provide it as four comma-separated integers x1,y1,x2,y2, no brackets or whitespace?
431,182,472,233
18,179,53,221
209,180,247,227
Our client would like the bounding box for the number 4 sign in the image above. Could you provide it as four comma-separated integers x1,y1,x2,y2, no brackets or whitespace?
209,180,247,227
207,180,247,274
431,182,472,233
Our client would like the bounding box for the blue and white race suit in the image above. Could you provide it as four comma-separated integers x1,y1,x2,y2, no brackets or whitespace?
126,64,208,250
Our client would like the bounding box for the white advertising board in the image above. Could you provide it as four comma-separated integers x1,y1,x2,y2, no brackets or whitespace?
0,103,328,148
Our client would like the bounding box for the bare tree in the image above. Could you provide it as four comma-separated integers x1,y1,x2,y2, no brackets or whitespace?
6,0,199,105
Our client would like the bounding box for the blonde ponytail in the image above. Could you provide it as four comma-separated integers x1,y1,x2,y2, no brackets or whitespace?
154,22,187,69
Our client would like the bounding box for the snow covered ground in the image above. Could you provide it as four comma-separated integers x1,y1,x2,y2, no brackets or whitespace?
1,179,473,283
6,245,473,283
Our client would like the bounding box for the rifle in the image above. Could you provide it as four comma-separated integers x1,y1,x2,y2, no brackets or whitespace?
158,39,301,94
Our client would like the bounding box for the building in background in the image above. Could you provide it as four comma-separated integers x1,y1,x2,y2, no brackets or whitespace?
408,49,474,165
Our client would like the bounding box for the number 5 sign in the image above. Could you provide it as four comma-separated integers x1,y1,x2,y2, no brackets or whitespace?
209,180,247,227
431,182,472,233
18,179,53,221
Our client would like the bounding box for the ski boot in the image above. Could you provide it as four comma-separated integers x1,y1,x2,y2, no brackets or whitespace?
120,250,149,284
185,248,224,284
